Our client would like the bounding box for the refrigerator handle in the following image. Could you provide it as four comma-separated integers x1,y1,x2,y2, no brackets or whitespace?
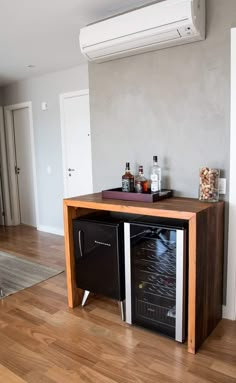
124,222,132,324
78,230,84,258
175,229,186,343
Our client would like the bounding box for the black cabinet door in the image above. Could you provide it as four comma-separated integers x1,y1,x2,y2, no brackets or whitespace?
73,220,124,300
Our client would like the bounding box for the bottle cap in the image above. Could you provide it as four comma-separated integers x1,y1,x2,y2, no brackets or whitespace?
126,162,130,170
153,155,158,162
138,165,143,173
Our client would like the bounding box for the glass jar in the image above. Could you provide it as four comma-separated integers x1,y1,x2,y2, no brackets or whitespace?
199,167,220,202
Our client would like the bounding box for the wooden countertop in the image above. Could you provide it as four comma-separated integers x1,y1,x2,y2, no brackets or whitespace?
64,193,221,219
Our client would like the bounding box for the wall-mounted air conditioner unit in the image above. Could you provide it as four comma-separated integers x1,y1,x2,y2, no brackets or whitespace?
79,0,205,63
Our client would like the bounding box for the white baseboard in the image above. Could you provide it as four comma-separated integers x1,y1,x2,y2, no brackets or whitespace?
37,225,64,236
223,304,236,320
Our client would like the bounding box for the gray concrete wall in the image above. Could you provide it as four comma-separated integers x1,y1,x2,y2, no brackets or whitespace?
2,65,88,232
89,0,236,197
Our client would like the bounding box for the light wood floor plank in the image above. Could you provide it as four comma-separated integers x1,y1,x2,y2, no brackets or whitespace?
0,364,26,383
210,360,236,379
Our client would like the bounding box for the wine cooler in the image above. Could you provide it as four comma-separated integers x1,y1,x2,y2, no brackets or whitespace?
124,217,187,342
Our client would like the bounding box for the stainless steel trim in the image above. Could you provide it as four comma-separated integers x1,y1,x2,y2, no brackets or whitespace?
124,222,132,324
118,301,125,321
175,229,186,342
78,230,83,257
81,290,90,307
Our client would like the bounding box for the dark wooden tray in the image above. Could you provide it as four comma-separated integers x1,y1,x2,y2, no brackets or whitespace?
102,188,173,203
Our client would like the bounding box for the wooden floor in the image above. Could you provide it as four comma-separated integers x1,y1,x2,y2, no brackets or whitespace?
0,225,235,383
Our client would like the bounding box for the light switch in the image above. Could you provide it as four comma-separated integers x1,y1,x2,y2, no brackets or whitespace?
41,102,48,111
219,178,226,194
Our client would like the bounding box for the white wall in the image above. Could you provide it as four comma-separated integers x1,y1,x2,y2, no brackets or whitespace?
2,64,89,234
226,28,236,320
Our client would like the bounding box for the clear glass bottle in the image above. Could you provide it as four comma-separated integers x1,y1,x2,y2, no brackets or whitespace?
135,165,148,193
150,155,161,192
122,162,134,192
199,167,219,202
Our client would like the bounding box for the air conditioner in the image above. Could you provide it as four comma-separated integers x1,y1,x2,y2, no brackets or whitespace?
79,0,205,63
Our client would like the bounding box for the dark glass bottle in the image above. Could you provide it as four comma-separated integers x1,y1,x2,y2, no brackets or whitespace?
135,165,148,193
122,162,134,192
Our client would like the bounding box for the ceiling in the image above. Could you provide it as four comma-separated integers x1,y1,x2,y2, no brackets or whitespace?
0,0,159,86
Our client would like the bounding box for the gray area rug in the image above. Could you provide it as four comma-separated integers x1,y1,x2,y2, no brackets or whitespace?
0,251,64,299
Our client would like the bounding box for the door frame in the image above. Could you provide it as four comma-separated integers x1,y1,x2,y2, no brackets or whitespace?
59,89,92,197
0,106,9,225
4,102,39,227
225,28,236,320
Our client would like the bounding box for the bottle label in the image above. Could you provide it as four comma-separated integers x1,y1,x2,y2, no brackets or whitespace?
151,181,158,192
135,181,143,193
122,179,129,192
122,178,134,192
151,173,160,192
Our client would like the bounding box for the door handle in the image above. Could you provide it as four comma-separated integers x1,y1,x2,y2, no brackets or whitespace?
78,230,84,258
68,168,75,172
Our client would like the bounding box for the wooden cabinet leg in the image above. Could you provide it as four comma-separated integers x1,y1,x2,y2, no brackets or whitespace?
64,204,83,307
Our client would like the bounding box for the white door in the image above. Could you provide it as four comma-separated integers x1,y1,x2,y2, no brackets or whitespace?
0,173,4,225
0,107,5,225
12,108,36,226
61,91,93,198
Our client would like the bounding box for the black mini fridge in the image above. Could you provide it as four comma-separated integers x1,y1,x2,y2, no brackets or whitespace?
73,212,126,318
124,217,187,342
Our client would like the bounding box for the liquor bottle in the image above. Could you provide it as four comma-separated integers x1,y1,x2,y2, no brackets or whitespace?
122,162,134,192
135,165,148,193
150,155,161,192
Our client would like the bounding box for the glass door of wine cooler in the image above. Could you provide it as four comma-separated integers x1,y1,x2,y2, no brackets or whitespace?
124,220,186,342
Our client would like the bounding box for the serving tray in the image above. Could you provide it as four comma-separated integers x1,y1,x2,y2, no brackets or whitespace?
102,188,173,203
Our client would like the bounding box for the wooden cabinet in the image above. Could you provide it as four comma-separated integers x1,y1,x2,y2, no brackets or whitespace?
63,193,224,354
